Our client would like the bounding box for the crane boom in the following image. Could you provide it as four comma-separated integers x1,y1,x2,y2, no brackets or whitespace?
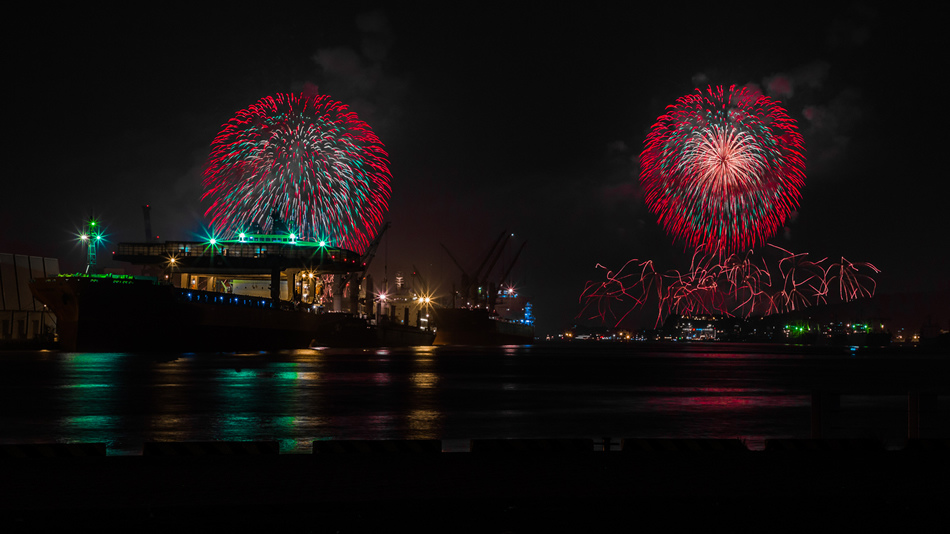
359,221,391,274
479,233,511,290
470,231,507,284
489,240,526,312
440,243,469,278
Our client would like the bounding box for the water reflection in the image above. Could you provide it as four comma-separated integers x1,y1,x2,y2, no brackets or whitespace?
58,353,123,450
2,346,942,452
407,409,442,437
406,346,443,438
411,373,438,388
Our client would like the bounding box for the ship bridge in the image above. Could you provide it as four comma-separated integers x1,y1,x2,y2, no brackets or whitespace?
112,237,365,308
113,240,363,273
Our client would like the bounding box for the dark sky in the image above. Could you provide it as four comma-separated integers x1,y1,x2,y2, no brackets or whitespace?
5,4,946,335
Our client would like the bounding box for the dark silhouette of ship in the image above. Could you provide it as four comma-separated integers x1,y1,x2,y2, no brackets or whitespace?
433,231,534,345
31,214,433,351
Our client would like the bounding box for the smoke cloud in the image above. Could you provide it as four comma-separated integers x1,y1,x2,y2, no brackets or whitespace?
311,10,408,138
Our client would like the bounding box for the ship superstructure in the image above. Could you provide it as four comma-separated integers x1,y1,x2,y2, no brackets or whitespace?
31,215,434,351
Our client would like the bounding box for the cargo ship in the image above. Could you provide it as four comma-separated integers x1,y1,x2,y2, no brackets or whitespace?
431,306,534,346
30,273,433,352
434,232,535,345
30,216,434,351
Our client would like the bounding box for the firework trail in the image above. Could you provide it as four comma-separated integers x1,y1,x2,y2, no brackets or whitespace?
771,244,825,313
202,93,391,253
640,85,806,254
579,247,878,328
825,257,880,302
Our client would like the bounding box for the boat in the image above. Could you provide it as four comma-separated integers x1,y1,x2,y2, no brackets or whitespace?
431,307,534,345
31,273,435,352
31,214,434,351
434,232,535,345
27,274,324,351
374,320,436,348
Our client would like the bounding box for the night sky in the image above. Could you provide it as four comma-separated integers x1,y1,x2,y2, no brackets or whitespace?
5,5,947,335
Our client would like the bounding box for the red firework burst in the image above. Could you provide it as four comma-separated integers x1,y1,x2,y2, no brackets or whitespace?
640,85,806,254
202,93,391,253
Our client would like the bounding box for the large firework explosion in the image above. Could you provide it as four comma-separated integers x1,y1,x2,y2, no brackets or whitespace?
640,85,806,254
202,93,391,253
580,86,877,328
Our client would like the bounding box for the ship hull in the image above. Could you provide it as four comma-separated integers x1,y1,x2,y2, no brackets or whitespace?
375,321,436,348
30,275,428,352
432,308,534,346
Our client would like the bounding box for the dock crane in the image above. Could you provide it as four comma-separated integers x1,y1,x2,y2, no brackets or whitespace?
358,221,391,275
343,221,390,314
489,240,527,313
440,243,470,307
442,230,522,309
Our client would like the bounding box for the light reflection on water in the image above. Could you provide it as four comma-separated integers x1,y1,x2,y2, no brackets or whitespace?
0,346,944,455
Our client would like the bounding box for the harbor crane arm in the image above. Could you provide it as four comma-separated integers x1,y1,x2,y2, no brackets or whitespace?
440,243,469,278
478,233,512,291
470,231,508,285
412,264,428,294
359,221,391,274
497,241,526,289
489,240,526,312
441,243,473,302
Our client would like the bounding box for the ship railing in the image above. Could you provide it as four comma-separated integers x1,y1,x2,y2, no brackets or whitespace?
115,242,360,264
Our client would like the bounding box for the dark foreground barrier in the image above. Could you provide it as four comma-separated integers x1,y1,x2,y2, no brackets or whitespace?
764,439,884,452
312,439,443,453
470,438,594,453
902,438,950,451
142,441,280,456
11,438,948,457
0,443,107,458
620,438,749,452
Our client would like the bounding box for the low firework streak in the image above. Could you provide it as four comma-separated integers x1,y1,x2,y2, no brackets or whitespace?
579,246,879,328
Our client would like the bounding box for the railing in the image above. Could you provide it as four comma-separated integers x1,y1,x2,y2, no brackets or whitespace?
114,241,360,264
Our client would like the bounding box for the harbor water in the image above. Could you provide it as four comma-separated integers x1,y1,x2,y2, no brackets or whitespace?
1,342,947,455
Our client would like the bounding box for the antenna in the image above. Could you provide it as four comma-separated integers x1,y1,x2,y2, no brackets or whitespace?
142,204,153,243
